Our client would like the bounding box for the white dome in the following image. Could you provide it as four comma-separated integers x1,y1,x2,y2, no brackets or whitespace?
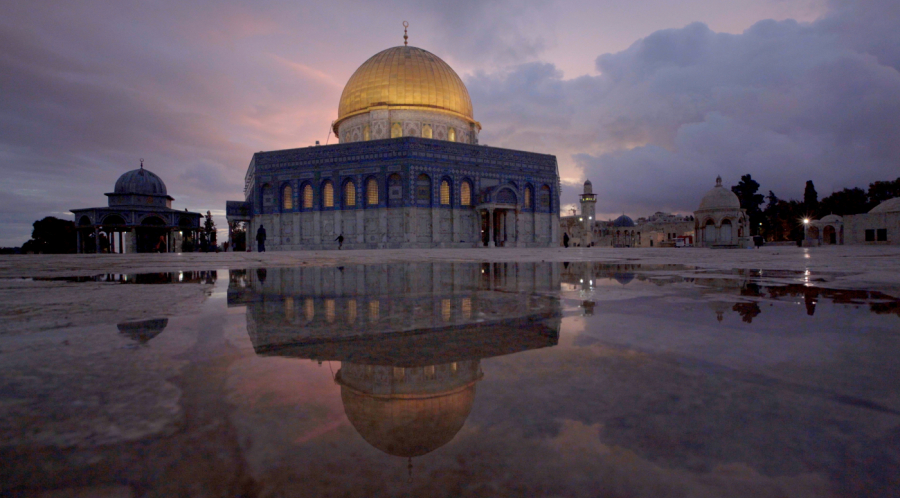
870,198,900,214
819,214,843,223
698,177,740,211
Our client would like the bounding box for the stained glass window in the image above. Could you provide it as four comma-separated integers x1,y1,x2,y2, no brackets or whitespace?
302,184,313,209
323,182,334,208
282,185,293,210
440,180,450,206
366,178,378,206
344,181,356,207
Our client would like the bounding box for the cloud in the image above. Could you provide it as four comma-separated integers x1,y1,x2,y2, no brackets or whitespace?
469,0,900,219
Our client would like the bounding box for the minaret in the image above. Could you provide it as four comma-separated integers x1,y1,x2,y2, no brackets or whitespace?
580,180,597,223
580,180,597,246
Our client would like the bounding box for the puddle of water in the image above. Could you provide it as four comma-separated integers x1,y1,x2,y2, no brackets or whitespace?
35,271,219,284
1,262,899,497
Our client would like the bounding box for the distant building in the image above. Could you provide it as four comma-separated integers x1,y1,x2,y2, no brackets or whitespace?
559,180,693,247
71,162,202,253
806,197,899,245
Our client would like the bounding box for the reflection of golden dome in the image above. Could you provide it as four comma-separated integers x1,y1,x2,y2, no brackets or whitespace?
340,383,476,458
335,46,476,130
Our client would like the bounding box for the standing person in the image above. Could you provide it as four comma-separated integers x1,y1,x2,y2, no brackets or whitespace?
256,224,267,252
335,233,344,250
563,232,570,248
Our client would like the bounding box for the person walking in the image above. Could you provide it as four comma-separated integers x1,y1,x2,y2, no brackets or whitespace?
256,224,267,252
335,233,344,250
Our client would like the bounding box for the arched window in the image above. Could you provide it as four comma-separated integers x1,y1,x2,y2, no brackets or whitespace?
704,220,716,243
391,123,402,138
422,124,433,139
302,184,313,209
416,174,431,205
344,180,356,207
363,125,370,141
322,181,334,208
538,185,551,211
440,180,451,206
366,178,379,206
448,127,456,142
460,181,472,206
524,185,533,209
282,184,293,211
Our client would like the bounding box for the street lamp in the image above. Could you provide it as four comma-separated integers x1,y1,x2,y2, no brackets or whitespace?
803,218,810,224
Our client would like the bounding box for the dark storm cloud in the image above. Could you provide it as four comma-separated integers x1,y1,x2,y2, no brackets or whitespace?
470,0,900,218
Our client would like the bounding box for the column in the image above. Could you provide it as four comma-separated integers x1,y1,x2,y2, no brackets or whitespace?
488,209,495,248
94,227,100,253
118,232,123,254
227,222,234,251
77,230,82,254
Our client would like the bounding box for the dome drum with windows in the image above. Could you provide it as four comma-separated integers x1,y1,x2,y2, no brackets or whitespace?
334,44,481,144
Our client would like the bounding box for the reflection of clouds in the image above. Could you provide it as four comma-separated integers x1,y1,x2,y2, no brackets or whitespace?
514,420,829,497
558,315,586,348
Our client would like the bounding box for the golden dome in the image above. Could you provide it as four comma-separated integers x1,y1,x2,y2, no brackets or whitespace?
335,46,476,131
340,383,476,458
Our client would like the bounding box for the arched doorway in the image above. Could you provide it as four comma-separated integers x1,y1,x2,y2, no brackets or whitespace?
720,219,733,244
808,226,820,243
823,225,836,245
102,215,127,254
138,216,167,253
704,220,716,245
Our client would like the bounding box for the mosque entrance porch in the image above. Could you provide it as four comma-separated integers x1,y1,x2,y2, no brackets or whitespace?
477,206,516,248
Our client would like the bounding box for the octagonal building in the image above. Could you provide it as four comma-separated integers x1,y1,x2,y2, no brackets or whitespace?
226,41,560,250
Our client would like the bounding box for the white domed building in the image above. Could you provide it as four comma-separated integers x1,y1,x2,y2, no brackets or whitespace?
841,197,900,245
694,176,749,248
71,162,202,253
226,34,559,250
804,214,844,246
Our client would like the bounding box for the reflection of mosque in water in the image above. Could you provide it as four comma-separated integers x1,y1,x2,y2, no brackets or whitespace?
227,263,562,474
44,271,218,285
558,262,900,322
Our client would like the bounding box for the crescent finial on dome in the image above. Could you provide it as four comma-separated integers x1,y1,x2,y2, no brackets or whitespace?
403,21,408,46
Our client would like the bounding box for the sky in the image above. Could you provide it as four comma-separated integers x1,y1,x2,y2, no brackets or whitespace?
1,0,898,246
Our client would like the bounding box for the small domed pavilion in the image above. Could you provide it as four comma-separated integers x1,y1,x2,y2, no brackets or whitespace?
612,214,636,247
71,161,202,253
694,176,748,247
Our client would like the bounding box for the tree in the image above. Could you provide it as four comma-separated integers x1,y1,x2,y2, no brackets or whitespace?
21,217,76,254
731,174,764,235
203,211,217,252
867,177,900,209
761,191,779,241
803,180,818,216
819,188,869,216
762,192,804,242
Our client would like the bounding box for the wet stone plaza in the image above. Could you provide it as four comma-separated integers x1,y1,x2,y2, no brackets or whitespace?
1,248,899,497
